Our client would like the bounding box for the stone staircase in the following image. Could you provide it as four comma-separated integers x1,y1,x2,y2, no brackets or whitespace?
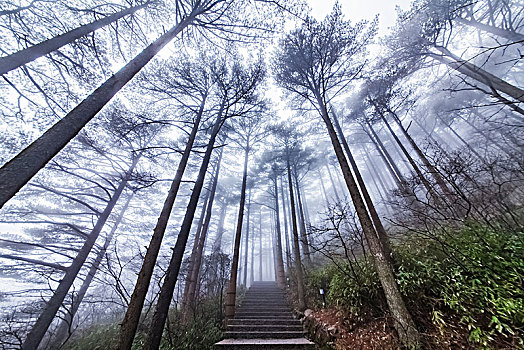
215,281,315,349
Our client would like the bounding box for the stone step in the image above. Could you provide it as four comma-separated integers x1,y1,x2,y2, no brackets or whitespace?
234,314,295,319
227,325,304,332
215,338,315,350
237,307,292,313
228,319,302,326
235,311,293,317
224,331,306,339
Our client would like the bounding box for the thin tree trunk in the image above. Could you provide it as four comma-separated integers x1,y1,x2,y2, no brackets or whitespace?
224,136,250,320
293,170,312,266
286,150,306,310
331,109,393,262
242,188,252,286
258,208,263,281
279,176,291,270
429,46,524,103
117,97,206,350
0,9,199,209
0,2,150,75
376,108,436,197
315,94,420,348
212,202,227,253
364,121,406,188
143,112,224,350
325,161,342,204
388,109,455,199
273,176,286,288
51,193,134,349
182,184,212,311
250,221,255,285
185,147,224,315
22,157,138,350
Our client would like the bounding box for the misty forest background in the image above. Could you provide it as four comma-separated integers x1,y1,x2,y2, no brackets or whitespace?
0,0,522,349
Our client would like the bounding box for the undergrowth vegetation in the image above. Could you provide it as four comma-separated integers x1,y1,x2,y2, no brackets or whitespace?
305,224,524,348
63,300,224,350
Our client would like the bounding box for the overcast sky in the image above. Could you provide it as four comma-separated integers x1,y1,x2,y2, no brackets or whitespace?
308,0,413,33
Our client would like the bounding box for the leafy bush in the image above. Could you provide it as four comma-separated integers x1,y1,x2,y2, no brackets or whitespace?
307,223,524,347
396,224,524,347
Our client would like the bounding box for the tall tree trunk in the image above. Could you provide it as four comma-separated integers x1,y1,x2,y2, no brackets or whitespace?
242,189,252,286
429,46,524,103
212,202,228,253
456,17,524,42
0,2,150,75
22,157,139,350
182,183,211,311
325,162,342,204
117,97,206,350
143,112,224,350
185,147,224,315
286,150,306,310
315,94,420,348
388,109,455,200
318,169,331,208
51,193,134,349
250,221,255,285
224,136,250,320
258,209,263,281
0,9,200,209
293,169,312,266
364,121,406,188
331,109,393,262
279,177,291,270
273,176,286,288
376,108,436,198
362,146,391,200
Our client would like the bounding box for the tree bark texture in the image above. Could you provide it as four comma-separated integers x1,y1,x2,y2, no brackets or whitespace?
117,97,206,350
0,11,198,209
144,112,224,350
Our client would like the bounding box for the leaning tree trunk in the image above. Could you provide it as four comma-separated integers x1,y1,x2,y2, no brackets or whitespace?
273,175,287,288
376,108,437,199
22,156,139,350
286,152,306,310
185,147,224,314
0,2,150,75
387,109,455,201
455,17,524,42
117,96,207,350
315,94,420,348
364,121,407,189
225,137,250,320
331,109,394,263
181,182,212,312
242,189,252,286
0,9,200,209
429,46,524,103
144,112,224,350
293,169,312,266
51,193,134,349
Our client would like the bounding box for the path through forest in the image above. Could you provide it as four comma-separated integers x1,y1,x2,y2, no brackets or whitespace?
215,281,315,349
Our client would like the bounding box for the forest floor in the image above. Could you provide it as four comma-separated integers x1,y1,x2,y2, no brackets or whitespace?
308,308,480,349
310,308,400,349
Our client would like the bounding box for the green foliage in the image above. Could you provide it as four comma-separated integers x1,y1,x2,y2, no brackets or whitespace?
396,224,524,346
306,223,524,347
64,299,224,350
327,262,385,316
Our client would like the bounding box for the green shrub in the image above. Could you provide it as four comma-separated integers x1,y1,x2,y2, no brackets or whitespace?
306,223,524,347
